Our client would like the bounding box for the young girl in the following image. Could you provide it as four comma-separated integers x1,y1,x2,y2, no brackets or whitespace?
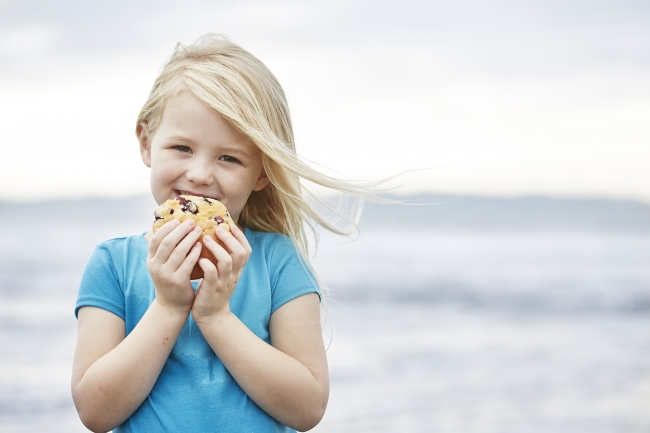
71,35,365,432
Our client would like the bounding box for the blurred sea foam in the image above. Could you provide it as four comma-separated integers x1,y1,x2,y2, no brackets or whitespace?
0,194,649,432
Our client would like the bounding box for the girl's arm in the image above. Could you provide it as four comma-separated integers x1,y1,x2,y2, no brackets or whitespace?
193,226,329,432
72,219,201,432
72,302,188,432
196,293,329,432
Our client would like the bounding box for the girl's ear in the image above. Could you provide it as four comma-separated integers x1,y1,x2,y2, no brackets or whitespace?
137,122,152,168
253,171,270,192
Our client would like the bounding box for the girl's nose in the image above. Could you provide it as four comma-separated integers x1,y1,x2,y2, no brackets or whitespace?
185,159,214,185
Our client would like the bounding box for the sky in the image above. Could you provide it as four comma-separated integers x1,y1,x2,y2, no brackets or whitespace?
1,0,649,203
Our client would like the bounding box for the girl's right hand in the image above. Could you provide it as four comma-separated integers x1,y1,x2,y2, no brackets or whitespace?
147,219,203,314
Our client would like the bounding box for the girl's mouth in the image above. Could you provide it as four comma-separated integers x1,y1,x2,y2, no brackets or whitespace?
175,190,217,200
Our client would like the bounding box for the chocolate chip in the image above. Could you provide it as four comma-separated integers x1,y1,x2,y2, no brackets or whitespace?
188,202,198,214
214,216,224,224
170,209,174,214
203,197,212,204
177,196,192,213
154,211,163,221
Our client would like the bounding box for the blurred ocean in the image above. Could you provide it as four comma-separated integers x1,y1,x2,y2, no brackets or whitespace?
1,194,649,432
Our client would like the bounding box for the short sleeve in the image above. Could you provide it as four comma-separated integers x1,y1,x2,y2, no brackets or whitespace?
268,236,320,313
75,243,126,319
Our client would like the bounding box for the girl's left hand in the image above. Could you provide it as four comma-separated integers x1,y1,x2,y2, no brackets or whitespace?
191,224,250,323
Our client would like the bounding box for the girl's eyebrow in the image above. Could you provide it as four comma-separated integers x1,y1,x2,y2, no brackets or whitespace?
167,135,252,157
166,135,195,144
218,146,251,157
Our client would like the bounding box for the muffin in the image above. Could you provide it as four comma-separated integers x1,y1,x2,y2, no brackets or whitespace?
152,195,235,280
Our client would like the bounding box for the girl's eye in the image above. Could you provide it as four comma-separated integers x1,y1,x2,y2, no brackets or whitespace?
219,155,240,163
173,145,192,153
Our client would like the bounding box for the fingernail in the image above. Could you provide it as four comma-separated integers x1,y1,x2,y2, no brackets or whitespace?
204,235,212,243
217,227,225,234
195,242,201,248
193,226,201,233
186,219,195,226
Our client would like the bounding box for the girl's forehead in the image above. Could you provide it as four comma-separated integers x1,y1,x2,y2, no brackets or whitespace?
158,92,221,131
155,93,258,151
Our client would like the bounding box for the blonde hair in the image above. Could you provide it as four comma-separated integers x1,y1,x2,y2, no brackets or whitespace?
137,34,383,268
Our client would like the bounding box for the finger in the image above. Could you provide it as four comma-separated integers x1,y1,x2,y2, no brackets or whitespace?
177,241,203,277
203,235,233,276
216,227,247,268
148,219,180,258
229,224,252,266
215,227,245,254
198,257,218,281
153,219,196,264
166,226,202,270
230,224,251,252
203,235,230,262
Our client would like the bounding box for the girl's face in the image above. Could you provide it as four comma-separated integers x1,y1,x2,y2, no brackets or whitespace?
139,91,269,223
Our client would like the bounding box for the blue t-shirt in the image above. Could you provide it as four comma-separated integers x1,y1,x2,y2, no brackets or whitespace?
76,228,319,432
